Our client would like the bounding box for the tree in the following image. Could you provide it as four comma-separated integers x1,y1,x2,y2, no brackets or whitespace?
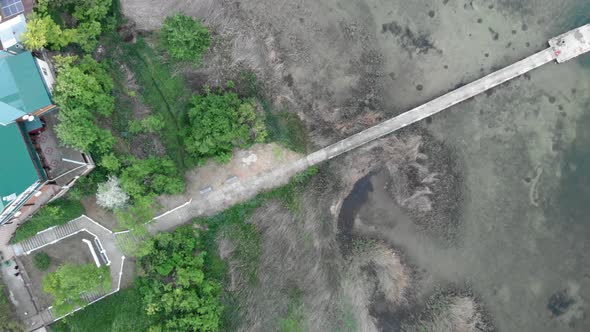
160,14,211,63
53,56,115,153
115,195,157,257
119,157,184,199
33,0,112,53
43,264,111,316
96,176,129,210
186,92,267,162
33,252,51,271
137,226,223,331
115,195,157,230
22,14,76,51
75,21,102,53
71,0,112,22
100,153,121,172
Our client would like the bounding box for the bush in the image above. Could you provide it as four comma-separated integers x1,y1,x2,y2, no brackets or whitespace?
186,92,267,162
137,226,223,331
43,263,111,316
100,153,121,172
33,252,51,271
119,157,185,198
128,115,165,134
21,14,76,51
53,55,115,153
24,0,113,53
160,14,211,63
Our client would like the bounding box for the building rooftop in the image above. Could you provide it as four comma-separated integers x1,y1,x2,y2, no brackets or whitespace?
0,52,52,124
0,51,52,213
0,13,25,50
0,122,39,209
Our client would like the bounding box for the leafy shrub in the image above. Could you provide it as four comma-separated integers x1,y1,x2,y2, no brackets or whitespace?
100,153,121,172
24,0,113,53
53,55,115,153
33,252,51,271
137,226,223,331
43,264,111,316
119,157,185,199
160,14,211,63
21,14,76,51
186,92,267,162
128,115,166,134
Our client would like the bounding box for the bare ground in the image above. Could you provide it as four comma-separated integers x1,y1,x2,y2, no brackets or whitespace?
157,143,302,211
18,232,96,310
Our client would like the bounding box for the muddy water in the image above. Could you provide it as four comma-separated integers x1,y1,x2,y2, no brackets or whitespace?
344,0,590,331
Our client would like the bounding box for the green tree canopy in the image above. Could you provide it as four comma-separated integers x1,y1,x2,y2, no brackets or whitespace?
119,157,185,199
26,0,112,53
53,55,115,153
43,264,111,316
186,92,267,162
160,14,211,63
137,226,222,331
21,14,76,51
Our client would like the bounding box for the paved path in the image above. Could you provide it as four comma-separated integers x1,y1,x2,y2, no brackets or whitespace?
150,25,590,232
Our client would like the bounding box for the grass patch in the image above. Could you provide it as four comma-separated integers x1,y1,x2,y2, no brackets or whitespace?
116,38,193,170
262,99,309,153
337,297,357,332
279,288,305,332
50,287,149,332
217,222,262,284
196,166,318,329
0,279,23,331
11,199,85,244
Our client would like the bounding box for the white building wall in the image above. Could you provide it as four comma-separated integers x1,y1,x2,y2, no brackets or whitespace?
35,57,55,92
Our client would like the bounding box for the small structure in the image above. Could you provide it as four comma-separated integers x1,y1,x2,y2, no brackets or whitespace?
0,0,32,21
549,24,590,63
0,0,33,51
0,13,26,50
0,51,94,225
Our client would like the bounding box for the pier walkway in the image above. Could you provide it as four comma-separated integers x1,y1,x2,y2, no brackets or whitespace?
149,24,590,232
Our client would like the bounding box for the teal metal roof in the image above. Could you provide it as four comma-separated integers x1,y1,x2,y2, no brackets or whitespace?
0,52,51,124
0,122,39,211
0,101,24,125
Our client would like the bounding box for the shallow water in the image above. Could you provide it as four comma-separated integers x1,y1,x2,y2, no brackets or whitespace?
348,0,590,331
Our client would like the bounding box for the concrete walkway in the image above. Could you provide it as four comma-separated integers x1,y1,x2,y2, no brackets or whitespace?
150,24,590,232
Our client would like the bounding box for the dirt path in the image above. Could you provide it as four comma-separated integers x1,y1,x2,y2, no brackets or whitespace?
156,143,302,211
